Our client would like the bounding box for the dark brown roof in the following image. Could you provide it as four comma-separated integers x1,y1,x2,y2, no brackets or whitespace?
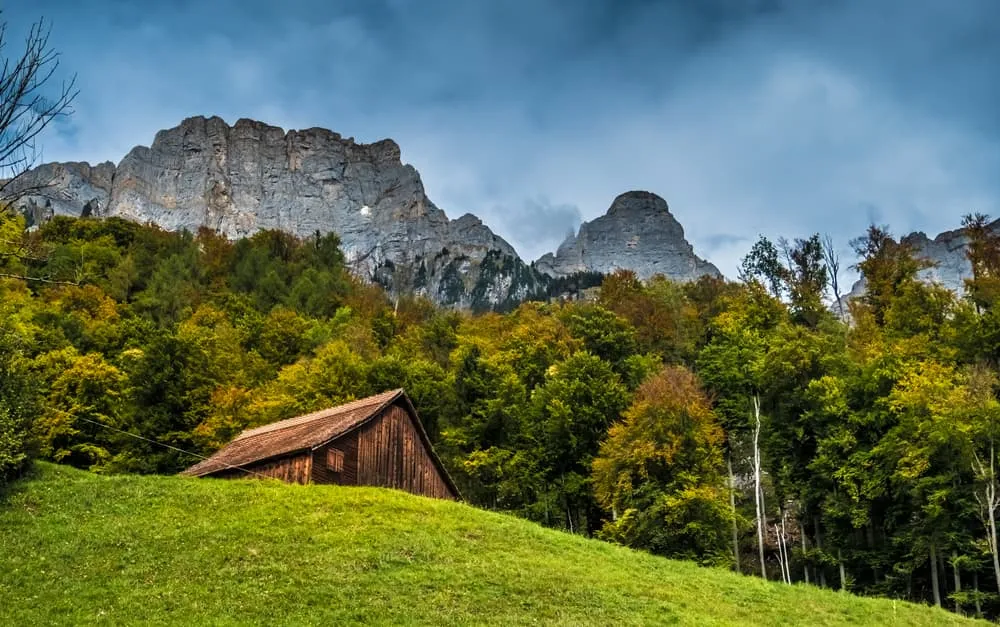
182,389,404,478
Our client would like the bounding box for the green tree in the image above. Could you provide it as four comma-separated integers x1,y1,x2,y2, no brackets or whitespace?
882,361,978,607
33,350,127,470
740,235,786,299
697,282,784,577
0,325,39,483
530,351,629,534
593,366,733,565
851,225,930,326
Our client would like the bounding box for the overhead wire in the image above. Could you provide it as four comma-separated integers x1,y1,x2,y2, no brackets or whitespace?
72,414,272,480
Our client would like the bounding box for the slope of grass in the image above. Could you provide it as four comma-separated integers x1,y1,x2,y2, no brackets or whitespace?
0,463,978,626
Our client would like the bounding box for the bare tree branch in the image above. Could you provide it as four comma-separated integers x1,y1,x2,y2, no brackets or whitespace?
0,273,77,285
0,14,78,286
822,233,844,318
0,15,78,203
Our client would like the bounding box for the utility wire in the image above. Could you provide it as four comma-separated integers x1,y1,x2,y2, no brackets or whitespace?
73,415,271,480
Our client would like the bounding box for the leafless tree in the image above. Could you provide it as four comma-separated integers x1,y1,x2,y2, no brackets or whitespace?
0,15,78,286
0,14,78,202
821,233,844,318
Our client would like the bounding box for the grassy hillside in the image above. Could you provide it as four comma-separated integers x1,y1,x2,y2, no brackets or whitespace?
0,464,978,626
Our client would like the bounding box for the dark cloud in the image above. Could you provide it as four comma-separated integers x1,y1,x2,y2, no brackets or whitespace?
704,234,749,253
494,198,582,260
9,0,1000,277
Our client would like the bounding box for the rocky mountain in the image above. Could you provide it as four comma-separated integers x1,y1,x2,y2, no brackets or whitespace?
535,191,721,282
9,116,548,310
901,224,988,294
9,117,721,308
838,220,1000,313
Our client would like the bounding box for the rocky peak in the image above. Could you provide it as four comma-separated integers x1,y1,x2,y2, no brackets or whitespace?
534,190,720,282
7,116,542,310
607,191,669,215
8,118,725,309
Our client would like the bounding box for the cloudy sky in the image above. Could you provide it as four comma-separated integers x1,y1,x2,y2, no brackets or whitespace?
8,0,1000,277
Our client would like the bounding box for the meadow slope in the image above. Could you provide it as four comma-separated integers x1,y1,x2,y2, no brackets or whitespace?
0,463,979,626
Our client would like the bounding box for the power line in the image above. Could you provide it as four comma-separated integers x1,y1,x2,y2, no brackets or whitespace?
72,415,270,480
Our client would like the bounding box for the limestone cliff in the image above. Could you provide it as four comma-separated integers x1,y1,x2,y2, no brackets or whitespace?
10,116,545,310
534,191,721,282
839,220,1000,312
10,119,722,308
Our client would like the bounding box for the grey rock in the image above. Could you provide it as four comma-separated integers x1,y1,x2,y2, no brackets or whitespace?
840,220,1000,312
6,160,115,222
902,226,979,293
535,191,721,282
9,118,722,308
9,116,543,310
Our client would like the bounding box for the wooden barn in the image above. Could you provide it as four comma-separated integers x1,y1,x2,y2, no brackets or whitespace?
181,389,459,500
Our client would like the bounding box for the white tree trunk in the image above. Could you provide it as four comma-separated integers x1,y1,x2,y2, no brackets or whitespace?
753,395,766,580
990,496,1000,594
973,443,1000,594
988,442,1000,595
773,524,785,583
838,549,846,592
780,512,791,584
728,453,740,572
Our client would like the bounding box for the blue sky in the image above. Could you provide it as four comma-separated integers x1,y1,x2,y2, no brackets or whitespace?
7,0,1000,277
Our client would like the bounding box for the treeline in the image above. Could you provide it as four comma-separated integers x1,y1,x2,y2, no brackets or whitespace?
3,210,1000,618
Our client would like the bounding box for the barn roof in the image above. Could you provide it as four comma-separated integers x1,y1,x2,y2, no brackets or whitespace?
181,389,444,481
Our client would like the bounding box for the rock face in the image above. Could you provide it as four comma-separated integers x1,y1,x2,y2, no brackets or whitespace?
10,118,722,308
839,220,1000,313
9,116,545,310
901,225,984,294
9,161,115,226
535,191,721,282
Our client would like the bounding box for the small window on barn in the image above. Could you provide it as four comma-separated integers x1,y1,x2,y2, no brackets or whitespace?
326,448,344,472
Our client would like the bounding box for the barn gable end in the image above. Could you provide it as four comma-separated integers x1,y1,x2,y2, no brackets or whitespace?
181,389,459,500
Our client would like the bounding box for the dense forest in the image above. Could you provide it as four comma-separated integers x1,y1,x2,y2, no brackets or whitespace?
3,209,1000,618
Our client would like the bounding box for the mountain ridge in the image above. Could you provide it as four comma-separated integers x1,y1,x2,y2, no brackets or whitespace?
7,116,720,308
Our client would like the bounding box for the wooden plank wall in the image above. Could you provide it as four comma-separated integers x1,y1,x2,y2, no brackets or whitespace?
312,431,359,486
213,453,312,484
354,403,455,500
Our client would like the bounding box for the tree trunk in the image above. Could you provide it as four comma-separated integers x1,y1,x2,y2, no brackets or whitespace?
838,549,846,592
774,524,786,584
976,442,1000,595
800,521,810,584
939,550,949,603
974,570,982,617
753,395,767,580
866,523,880,581
814,516,827,588
989,479,1000,594
951,551,961,614
728,453,740,573
929,542,941,608
779,513,791,584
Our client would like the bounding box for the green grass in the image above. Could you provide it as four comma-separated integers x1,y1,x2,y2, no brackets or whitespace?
0,463,978,626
